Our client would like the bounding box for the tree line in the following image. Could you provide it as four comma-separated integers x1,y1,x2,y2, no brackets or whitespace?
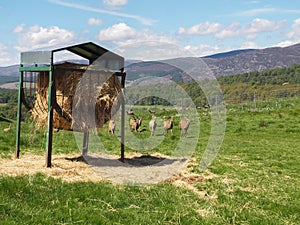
1,64,300,120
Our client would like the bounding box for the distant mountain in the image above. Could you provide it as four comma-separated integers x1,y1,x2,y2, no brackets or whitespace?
204,49,256,59
0,65,19,77
125,59,142,67
125,61,187,82
202,43,300,77
125,43,300,81
2,43,300,82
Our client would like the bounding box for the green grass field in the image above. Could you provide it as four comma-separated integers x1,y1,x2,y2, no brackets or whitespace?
0,97,299,224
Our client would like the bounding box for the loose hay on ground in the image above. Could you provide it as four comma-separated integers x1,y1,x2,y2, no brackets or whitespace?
0,153,102,183
0,153,217,192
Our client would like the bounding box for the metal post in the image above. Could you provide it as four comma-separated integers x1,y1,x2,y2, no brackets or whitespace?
15,69,23,158
45,66,54,167
120,92,125,161
120,71,126,162
254,92,257,111
82,130,89,156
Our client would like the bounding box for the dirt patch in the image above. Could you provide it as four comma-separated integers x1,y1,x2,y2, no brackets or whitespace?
0,82,19,89
0,153,218,197
0,153,101,183
84,152,189,184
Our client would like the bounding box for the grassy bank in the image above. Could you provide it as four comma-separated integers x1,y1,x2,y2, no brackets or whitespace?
0,97,299,224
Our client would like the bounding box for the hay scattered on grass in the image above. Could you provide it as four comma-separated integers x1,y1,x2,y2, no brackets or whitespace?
168,157,219,201
0,153,217,198
0,153,102,183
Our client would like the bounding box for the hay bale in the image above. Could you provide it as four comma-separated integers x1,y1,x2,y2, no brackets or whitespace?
30,62,123,131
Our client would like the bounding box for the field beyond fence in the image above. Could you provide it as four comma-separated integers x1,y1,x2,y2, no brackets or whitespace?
0,96,299,224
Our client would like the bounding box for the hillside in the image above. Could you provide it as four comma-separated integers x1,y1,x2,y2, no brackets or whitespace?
204,49,255,59
182,64,300,105
125,43,300,81
2,43,300,82
203,43,300,77
0,65,19,77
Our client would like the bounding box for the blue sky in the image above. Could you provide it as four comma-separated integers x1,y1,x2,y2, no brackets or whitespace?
1,0,300,66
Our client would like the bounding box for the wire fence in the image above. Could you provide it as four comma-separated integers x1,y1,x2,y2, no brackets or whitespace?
224,87,300,111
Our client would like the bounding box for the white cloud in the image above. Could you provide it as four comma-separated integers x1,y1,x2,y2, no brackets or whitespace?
87,18,103,26
233,7,276,17
98,23,137,43
234,7,300,17
184,44,222,57
0,43,13,65
287,18,300,39
103,0,127,9
238,18,285,40
13,24,25,33
276,18,300,47
275,40,294,47
180,18,285,41
178,22,221,35
117,42,195,61
244,18,285,35
14,25,74,52
98,23,176,45
48,0,155,25
215,22,240,39
240,41,261,49
98,23,190,60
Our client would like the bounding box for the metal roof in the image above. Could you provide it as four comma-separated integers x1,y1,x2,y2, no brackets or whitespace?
53,42,123,64
20,42,124,70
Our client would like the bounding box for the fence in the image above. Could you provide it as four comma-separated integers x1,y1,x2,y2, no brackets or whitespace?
224,87,300,111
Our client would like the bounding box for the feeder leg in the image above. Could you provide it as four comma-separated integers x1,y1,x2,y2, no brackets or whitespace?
46,70,54,168
120,90,125,162
15,71,23,158
82,130,89,156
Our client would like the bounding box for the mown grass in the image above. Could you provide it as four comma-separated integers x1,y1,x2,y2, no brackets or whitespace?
0,174,211,224
0,97,300,224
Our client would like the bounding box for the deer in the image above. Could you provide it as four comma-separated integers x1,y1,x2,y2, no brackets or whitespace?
108,119,116,134
130,117,142,132
179,119,191,137
126,109,134,115
148,108,156,115
164,116,174,136
3,123,12,132
149,116,157,136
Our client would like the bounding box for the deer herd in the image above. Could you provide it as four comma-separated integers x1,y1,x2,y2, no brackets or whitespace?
108,112,191,137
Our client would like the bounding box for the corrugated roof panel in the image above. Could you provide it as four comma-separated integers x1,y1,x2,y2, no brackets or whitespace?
20,42,124,71
54,42,124,69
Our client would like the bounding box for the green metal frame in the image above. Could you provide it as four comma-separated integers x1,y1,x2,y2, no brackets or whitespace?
15,42,126,167
15,64,52,161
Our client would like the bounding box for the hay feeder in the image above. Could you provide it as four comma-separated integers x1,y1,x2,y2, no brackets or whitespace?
15,42,126,167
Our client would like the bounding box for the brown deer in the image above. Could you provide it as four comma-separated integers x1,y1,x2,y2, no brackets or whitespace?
149,116,157,136
164,116,174,136
3,123,12,132
108,119,116,134
179,119,191,137
126,109,134,115
130,117,142,132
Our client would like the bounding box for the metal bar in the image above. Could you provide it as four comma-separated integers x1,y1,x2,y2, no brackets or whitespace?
120,70,126,162
45,64,54,168
19,66,51,72
29,72,32,104
15,69,23,158
53,66,87,72
82,130,89,156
